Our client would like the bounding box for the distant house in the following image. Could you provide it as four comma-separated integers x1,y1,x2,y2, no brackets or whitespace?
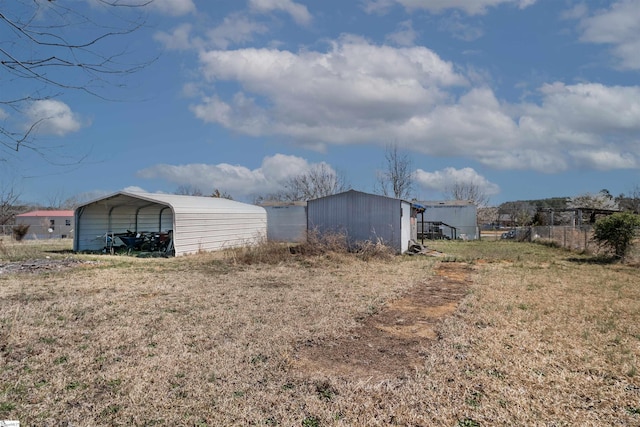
307,190,422,254
15,210,75,239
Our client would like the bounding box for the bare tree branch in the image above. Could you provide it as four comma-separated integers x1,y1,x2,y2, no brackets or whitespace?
175,185,204,197
257,164,350,203
0,181,22,225
1,0,155,161
375,143,414,199
444,181,490,207
616,184,640,214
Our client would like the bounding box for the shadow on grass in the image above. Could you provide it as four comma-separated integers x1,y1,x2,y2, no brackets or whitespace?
565,255,619,265
44,249,76,255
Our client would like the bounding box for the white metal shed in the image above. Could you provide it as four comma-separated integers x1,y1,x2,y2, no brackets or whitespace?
73,191,267,256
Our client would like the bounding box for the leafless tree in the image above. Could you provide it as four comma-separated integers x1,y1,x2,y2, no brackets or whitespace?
444,181,490,207
499,201,536,227
616,185,640,214
0,181,22,226
477,206,499,227
211,189,233,200
60,193,96,210
175,186,234,199
175,185,204,196
375,143,414,199
45,190,70,210
1,0,153,161
257,163,350,203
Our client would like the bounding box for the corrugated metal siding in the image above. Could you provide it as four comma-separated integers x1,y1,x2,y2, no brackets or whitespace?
174,212,266,254
75,204,115,251
264,205,307,242
307,190,402,252
74,192,266,255
74,203,176,252
420,203,478,239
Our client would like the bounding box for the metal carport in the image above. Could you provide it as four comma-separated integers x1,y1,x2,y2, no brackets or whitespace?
74,191,267,256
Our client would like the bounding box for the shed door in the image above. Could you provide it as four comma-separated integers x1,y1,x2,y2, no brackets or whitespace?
400,203,412,253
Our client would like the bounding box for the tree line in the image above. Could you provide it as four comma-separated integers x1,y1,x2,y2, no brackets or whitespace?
489,188,640,228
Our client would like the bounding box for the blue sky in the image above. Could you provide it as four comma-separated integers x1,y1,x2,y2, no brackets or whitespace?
2,0,640,206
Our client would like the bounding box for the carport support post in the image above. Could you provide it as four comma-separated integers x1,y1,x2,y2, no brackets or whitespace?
159,206,169,232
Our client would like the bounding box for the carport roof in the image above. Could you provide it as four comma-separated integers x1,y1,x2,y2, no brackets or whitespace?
78,191,265,214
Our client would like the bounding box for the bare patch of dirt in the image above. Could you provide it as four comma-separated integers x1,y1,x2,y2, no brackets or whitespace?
0,258,99,275
294,262,473,380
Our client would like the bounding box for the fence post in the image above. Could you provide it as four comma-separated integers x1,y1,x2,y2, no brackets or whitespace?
584,228,588,252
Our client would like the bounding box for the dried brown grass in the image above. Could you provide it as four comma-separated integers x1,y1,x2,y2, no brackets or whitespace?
0,238,73,261
227,231,395,265
1,239,639,426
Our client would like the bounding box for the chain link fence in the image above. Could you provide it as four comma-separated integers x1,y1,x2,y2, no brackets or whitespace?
482,225,595,253
1,224,74,241
1,224,14,238
530,225,594,252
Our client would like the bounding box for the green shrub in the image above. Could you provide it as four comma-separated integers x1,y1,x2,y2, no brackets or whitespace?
592,212,640,260
12,224,30,241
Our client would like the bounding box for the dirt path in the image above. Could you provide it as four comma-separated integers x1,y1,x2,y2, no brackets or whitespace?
0,258,98,275
294,262,473,380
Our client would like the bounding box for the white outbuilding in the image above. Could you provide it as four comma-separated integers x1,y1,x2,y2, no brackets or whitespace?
73,191,267,256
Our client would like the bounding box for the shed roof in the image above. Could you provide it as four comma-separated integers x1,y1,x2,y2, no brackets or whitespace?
311,189,416,204
259,201,307,207
78,191,264,214
16,210,75,217
417,200,475,207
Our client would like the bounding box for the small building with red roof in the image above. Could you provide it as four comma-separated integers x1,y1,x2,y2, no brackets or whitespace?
15,210,75,240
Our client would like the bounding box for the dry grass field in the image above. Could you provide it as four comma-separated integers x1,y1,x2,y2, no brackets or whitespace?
1,238,639,426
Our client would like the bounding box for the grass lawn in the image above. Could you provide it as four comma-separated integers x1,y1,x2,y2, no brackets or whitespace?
1,238,639,425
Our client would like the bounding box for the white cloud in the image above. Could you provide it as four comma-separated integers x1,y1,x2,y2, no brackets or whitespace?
192,37,467,144
570,150,637,171
363,0,537,15
206,13,270,49
414,167,501,196
188,36,640,174
155,14,271,51
560,4,588,21
386,20,418,46
136,154,332,198
148,0,195,16
249,0,312,26
508,82,640,170
438,12,485,41
154,23,199,51
26,100,83,136
362,0,396,14
574,0,640,70
527,82,640,135
122,186,148,194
